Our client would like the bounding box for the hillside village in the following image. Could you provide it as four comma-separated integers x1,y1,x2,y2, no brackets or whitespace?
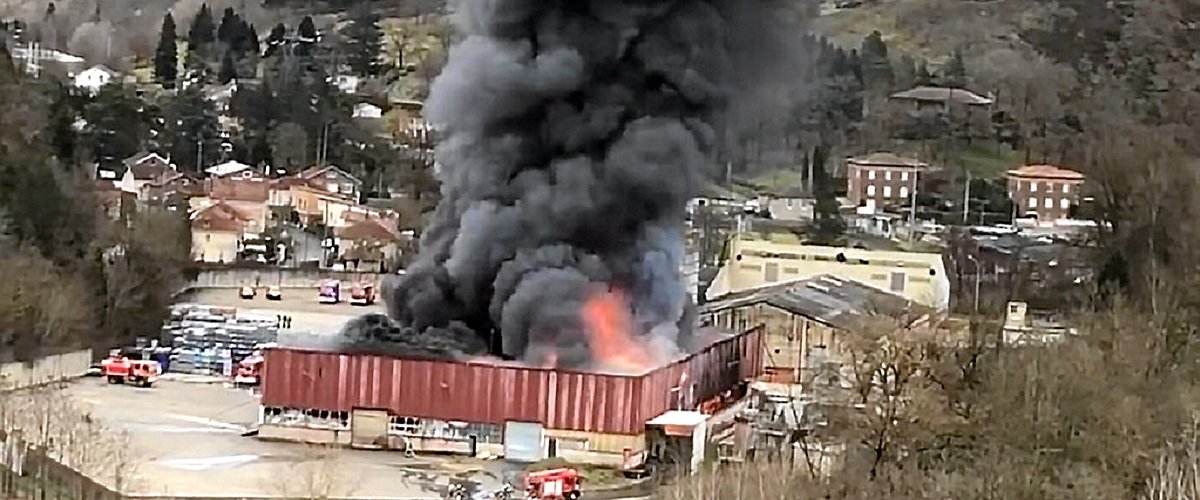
0,0,1198,499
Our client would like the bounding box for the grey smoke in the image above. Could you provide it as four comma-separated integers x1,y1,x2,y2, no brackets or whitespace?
341,0,794,369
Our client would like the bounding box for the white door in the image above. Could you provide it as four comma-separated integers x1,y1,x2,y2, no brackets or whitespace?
504,421,544,463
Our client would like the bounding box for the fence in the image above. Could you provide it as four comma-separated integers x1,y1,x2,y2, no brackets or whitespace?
0,350,92,391
0,430,121,500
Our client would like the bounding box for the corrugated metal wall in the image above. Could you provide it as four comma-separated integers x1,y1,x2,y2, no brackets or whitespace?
262,326,763,435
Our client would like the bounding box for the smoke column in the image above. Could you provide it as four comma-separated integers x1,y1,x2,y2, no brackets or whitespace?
349,0,791,369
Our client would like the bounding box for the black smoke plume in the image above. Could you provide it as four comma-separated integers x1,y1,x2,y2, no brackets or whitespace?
341,0,794,368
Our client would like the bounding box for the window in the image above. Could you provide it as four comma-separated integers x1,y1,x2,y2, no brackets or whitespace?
901,171,909,181
883,186,892,198
885,171,892,181
1044,198,1053,209
900,186,909,198
1028,197,1037,208
1062,184,1070,194
867,185,876,196
1060,198,1070,210
889,272,906,293
868,170,876,180
786,199,794,208
1031,182,1038,193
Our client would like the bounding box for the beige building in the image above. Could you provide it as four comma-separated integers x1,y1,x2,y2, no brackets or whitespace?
190,201,249,263
700,274,930,384
706,234,950,310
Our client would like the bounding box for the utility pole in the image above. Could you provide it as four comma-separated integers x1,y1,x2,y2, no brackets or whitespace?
962,170,972,224
196,137,203,172
908,166,918,244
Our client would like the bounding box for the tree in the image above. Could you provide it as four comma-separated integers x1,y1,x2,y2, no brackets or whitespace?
343,6,384,77
188,3,216,60
942,48,968,87
270,121,309,169
83,83,146,171
806,144,845,246
218,50,237,84
163,85,220,172
154,13,178,88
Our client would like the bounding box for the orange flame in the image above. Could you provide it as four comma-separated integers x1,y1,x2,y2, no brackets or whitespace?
581,288,656,373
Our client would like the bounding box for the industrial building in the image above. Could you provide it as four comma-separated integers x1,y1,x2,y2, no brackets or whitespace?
257,327,763,466
705,233,950,310
699,274,931,384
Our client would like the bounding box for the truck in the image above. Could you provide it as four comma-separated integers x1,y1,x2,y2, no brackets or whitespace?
318,280,341,304
233,354,264,387
350,282,376,306
101,350,161,387
524,468,581,500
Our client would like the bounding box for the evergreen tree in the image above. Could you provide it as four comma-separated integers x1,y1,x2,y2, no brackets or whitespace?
163,85,220,173
296,16,317,58
343,6,383,77
942,48,968,87
188,4,215,60
807,144,846,246
83,83,147,170
859,30,891,87
245,23,260,58
264,23,286,58
43,82,78,165
915,59,934,86
218,50,237,83
216,7,239,45
154,13,178,88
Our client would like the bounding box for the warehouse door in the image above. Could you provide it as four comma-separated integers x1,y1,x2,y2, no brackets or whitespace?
504,421,544,463
351,409,389,449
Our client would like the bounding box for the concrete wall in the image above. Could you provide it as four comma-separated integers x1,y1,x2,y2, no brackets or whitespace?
190,268,388,289
0,349,92,391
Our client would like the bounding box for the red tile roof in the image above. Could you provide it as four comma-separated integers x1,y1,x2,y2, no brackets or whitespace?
848,152,927,168
1007,164,1085,181
338,218,401,242
191,201,250,233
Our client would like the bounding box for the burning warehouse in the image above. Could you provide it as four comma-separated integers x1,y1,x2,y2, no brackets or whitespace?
255,0,790,468
257,327,763,466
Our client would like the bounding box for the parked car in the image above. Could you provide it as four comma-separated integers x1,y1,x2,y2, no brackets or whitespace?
239,286,256,299
266,286,282,301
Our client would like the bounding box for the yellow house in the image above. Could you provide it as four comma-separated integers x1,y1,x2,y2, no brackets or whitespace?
699,274,931,384
707,234,950,311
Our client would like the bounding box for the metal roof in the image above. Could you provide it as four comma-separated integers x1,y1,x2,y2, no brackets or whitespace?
699,274,925,330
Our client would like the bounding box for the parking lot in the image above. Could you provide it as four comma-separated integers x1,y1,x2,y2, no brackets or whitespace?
183,288,385,335
65,378,507,498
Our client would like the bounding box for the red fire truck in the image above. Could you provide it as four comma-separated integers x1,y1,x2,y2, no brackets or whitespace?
101,350,160,387
233,354,264,387
524,468,582,500
350,282,376,306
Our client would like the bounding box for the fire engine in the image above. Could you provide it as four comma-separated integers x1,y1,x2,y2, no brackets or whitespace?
524,468,582,500
101,350,161,387
233,354,264,387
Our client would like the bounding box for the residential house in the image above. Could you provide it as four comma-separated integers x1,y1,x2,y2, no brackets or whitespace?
889,86,994,111
190,201,251,263
297,165,363,202
1006,164,1085,222
140,171,203,210
948,227,1095,311
118,151,176,194
202,169,271,233
334,74,361,94
287,184,358,228
204,80,238,114
846,152,927,213
386,99,432,146
700,274,932,384
706,233,950,310
353,102,383,119
93,179,133,220
766,189,815,222
206,160,255,178
336,218,404,272
73,64,117,94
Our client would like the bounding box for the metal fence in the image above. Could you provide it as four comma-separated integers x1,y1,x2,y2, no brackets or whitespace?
0,431,121,500
0,349,92,391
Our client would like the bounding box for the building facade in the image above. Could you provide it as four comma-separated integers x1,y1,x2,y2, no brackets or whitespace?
706,234,950,311
1006,164,1085,221
257,328,764,466
846,152,927,212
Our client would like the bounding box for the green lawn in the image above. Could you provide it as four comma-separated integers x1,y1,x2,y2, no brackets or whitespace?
957,141,1024,179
